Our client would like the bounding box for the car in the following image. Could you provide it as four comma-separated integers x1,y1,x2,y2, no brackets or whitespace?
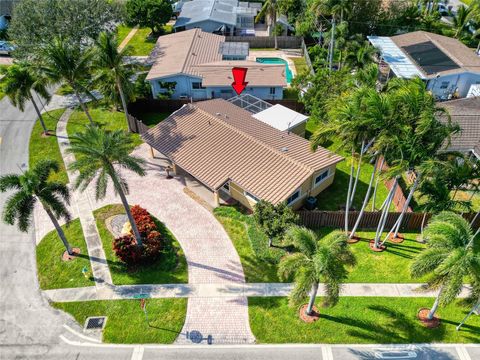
419,2,450,16
0,41,15,55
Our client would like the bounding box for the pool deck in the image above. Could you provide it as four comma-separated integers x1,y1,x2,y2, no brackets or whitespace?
248,50,303,79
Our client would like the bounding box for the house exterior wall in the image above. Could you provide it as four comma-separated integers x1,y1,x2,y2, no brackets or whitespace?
289,122,306,137
182,20,234,35
150,75,284,100
426,72,480,100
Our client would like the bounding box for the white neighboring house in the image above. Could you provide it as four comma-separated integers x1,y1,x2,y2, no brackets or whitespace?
368,31,480,100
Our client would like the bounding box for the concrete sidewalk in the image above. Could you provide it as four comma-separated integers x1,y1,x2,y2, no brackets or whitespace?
43,282,473,303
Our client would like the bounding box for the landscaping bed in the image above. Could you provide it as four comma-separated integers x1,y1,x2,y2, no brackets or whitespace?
53,298,187,343
94,204,188,285
28,108,68,184
249,297,480,344
36,219,94,289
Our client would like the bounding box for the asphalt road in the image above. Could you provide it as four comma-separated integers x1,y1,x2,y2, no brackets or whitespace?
0,96,478,359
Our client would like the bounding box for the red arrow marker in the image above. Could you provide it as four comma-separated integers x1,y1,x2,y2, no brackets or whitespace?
231,67,248,95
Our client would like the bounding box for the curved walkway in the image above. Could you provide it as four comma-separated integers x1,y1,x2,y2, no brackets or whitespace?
35,109,255,344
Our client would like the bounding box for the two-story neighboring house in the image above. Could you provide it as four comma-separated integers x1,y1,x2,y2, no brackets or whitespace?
146,29,287,100
368,31,480,100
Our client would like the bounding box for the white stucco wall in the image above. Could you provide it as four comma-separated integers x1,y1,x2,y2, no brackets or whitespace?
426,72,480,100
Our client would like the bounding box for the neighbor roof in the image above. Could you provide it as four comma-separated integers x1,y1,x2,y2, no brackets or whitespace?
147,29,287,87
440,97,480,159
142,99,343,204
391,31,480,77
174,0,238,28
252,104,308,132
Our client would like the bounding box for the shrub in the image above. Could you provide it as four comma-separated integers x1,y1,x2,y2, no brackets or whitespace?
113,205,165,266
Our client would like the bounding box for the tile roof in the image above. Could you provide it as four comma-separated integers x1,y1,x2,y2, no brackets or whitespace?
391,31,480,78
440,97,480,159
142,99,343,204
146,29,287,87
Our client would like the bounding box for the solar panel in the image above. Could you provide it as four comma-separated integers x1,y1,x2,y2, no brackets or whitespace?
402,41,459,75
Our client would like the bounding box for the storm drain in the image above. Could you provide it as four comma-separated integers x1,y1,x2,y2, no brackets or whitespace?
84,316,107,331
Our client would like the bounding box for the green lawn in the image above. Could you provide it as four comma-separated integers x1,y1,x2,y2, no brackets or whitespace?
214,206,428,283
316,228,428,283
53,298,187,343
116,24,133,44
249,297,480,344
134,110,171,127
290,57,309,75
36,219,94,289
28,108,68,184
94,204,188,285
306,128,394,211
67,106,142,147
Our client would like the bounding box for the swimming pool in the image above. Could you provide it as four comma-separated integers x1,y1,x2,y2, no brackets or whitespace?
255,57,293,84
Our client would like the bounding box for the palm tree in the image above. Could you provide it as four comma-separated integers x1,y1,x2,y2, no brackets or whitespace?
256,0,279,49
278,227,356,316
452,5,473,39
410,212,480,321
3,63,51,135
0,160,73,254
67,125,146,245
93,31,136,131
39,37,95,125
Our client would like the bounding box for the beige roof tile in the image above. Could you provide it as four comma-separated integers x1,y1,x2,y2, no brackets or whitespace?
142,99,343,204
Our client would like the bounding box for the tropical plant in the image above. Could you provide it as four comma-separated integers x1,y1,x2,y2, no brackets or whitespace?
452,5,474,39
410,212,480,321
256,0,279,49
39,37,95,125
93,31,136,131
278,227,356,316
0,160,73,254
3,63,51,135
67,125,146,245
254,200,299,247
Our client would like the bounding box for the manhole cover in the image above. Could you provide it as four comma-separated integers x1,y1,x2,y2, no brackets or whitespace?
84,316,107,331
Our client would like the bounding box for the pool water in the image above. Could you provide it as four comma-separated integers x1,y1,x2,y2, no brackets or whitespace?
255,57,293,84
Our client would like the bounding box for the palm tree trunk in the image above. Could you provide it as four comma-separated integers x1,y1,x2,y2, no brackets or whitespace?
420,212,428,235
345,147,355,234
44,206,73,255
73,87,94,125
349,140,366,207
374,177,398,247
428,285,444,320
350,156,379,239
470,210,479,227
371,157,385,211
385,173,421,241
117,79,131,132
29,91,48,134
306,282,319,316
116,182,143,247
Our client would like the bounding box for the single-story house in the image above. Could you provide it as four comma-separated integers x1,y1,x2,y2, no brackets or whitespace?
440,97,480,160
142,99,343,210
173,0,261,35
146,29,287,100
368,31,480,100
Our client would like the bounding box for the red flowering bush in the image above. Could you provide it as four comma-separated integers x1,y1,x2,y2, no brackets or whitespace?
112,205,165,266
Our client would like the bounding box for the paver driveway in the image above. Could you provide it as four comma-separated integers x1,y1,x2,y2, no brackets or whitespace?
35,143,255,344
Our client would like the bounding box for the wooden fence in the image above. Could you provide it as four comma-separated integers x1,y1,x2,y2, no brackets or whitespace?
298,210,480,231
127,114,149,134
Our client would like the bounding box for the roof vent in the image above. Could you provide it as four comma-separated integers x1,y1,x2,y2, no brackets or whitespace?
281,147,288,153
216,112,221,116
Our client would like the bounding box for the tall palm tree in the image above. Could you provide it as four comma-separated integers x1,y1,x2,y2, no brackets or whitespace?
39,38,95,125
278,227,356,316
410,212,480,321
93,31,135,131
67,125,146,245
3,63,51,135
256,0,279,49
0,160,73,254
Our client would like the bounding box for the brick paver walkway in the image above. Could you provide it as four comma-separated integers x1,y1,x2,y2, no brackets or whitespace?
56,109,113,288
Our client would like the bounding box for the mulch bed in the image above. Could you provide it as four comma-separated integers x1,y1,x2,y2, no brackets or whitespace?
62,247,81,261
417,308,441,328
347,232,360,244
369,240,386,252
389,232,405,243
299,304,320,323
